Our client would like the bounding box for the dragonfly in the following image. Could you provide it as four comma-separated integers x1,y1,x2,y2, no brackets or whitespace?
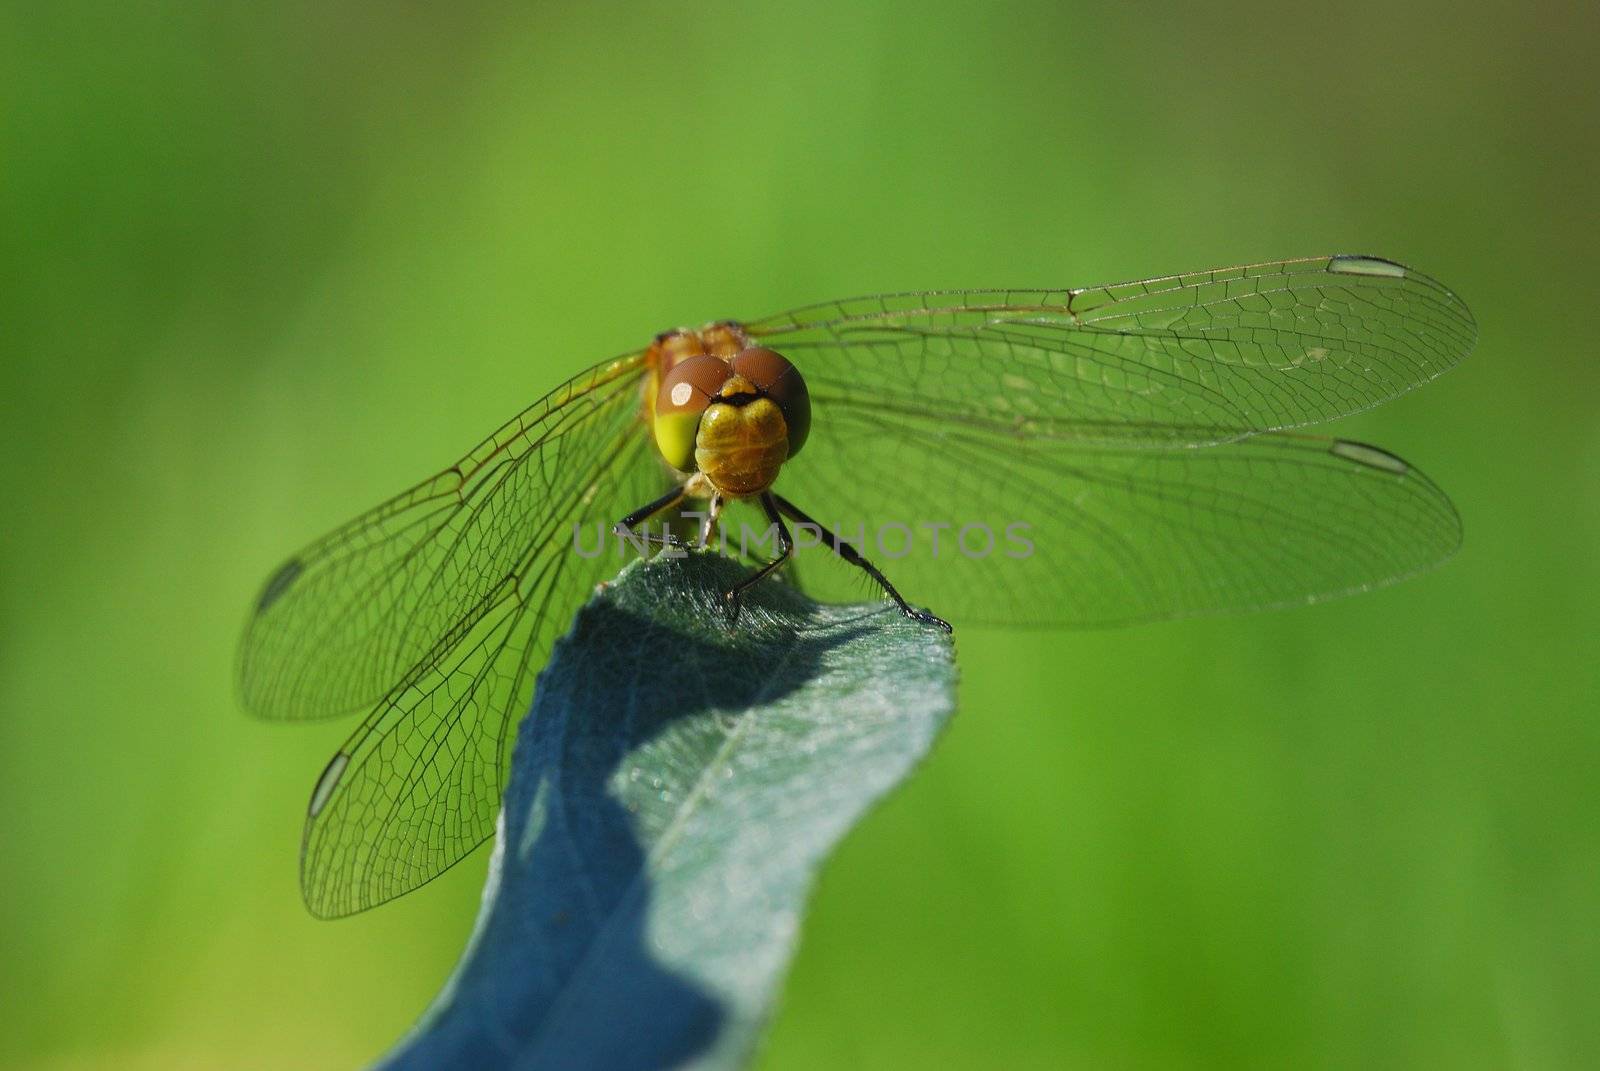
239,254,1475,918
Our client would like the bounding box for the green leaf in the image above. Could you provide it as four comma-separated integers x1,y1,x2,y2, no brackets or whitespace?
375,550,957,1071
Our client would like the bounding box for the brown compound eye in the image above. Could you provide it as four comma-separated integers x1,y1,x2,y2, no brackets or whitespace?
731,347,810,457
652,353,732,471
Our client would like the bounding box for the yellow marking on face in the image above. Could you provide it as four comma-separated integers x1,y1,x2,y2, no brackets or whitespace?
695,396,790,496
653,408,703,472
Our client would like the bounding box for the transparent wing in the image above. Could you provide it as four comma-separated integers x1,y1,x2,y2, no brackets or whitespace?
299,591,532,918
753,256,1470,624
748,255,1475,445
239,353,652,721
774,416,1461,627
292,396,669,917
237,351,674,916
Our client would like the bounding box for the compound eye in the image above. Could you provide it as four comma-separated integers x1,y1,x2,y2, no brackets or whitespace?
732,347,810,457
653,354,731,471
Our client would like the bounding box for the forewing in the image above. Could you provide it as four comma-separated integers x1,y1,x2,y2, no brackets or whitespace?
748,256,1475,444
239,353,651,721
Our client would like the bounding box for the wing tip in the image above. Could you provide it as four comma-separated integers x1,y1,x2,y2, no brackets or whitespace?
1328,438,1410,475
308,751,351,818
255,556,305,614
1327,254,1409,279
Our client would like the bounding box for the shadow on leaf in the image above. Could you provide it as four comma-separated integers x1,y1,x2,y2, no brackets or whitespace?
378,553,871,1071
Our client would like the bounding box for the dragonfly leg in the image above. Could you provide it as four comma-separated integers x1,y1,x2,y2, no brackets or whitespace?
613,486,692,552
698,492,726,548
723,492,794,624
771,492,953,633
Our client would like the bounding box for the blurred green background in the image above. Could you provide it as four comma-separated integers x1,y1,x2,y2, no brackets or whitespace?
4,1,1596,1067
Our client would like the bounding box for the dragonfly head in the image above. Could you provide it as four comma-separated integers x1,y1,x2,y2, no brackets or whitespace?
652,345,811,497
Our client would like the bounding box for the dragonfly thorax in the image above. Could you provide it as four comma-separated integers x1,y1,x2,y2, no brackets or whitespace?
649,336,811,498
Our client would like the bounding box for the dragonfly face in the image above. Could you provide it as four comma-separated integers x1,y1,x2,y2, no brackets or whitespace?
240,255,1476,917
650,337,812,497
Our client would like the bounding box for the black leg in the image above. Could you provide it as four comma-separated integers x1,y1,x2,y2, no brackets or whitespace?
614,486,691,551
723,492,795,622
771,492,953,632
